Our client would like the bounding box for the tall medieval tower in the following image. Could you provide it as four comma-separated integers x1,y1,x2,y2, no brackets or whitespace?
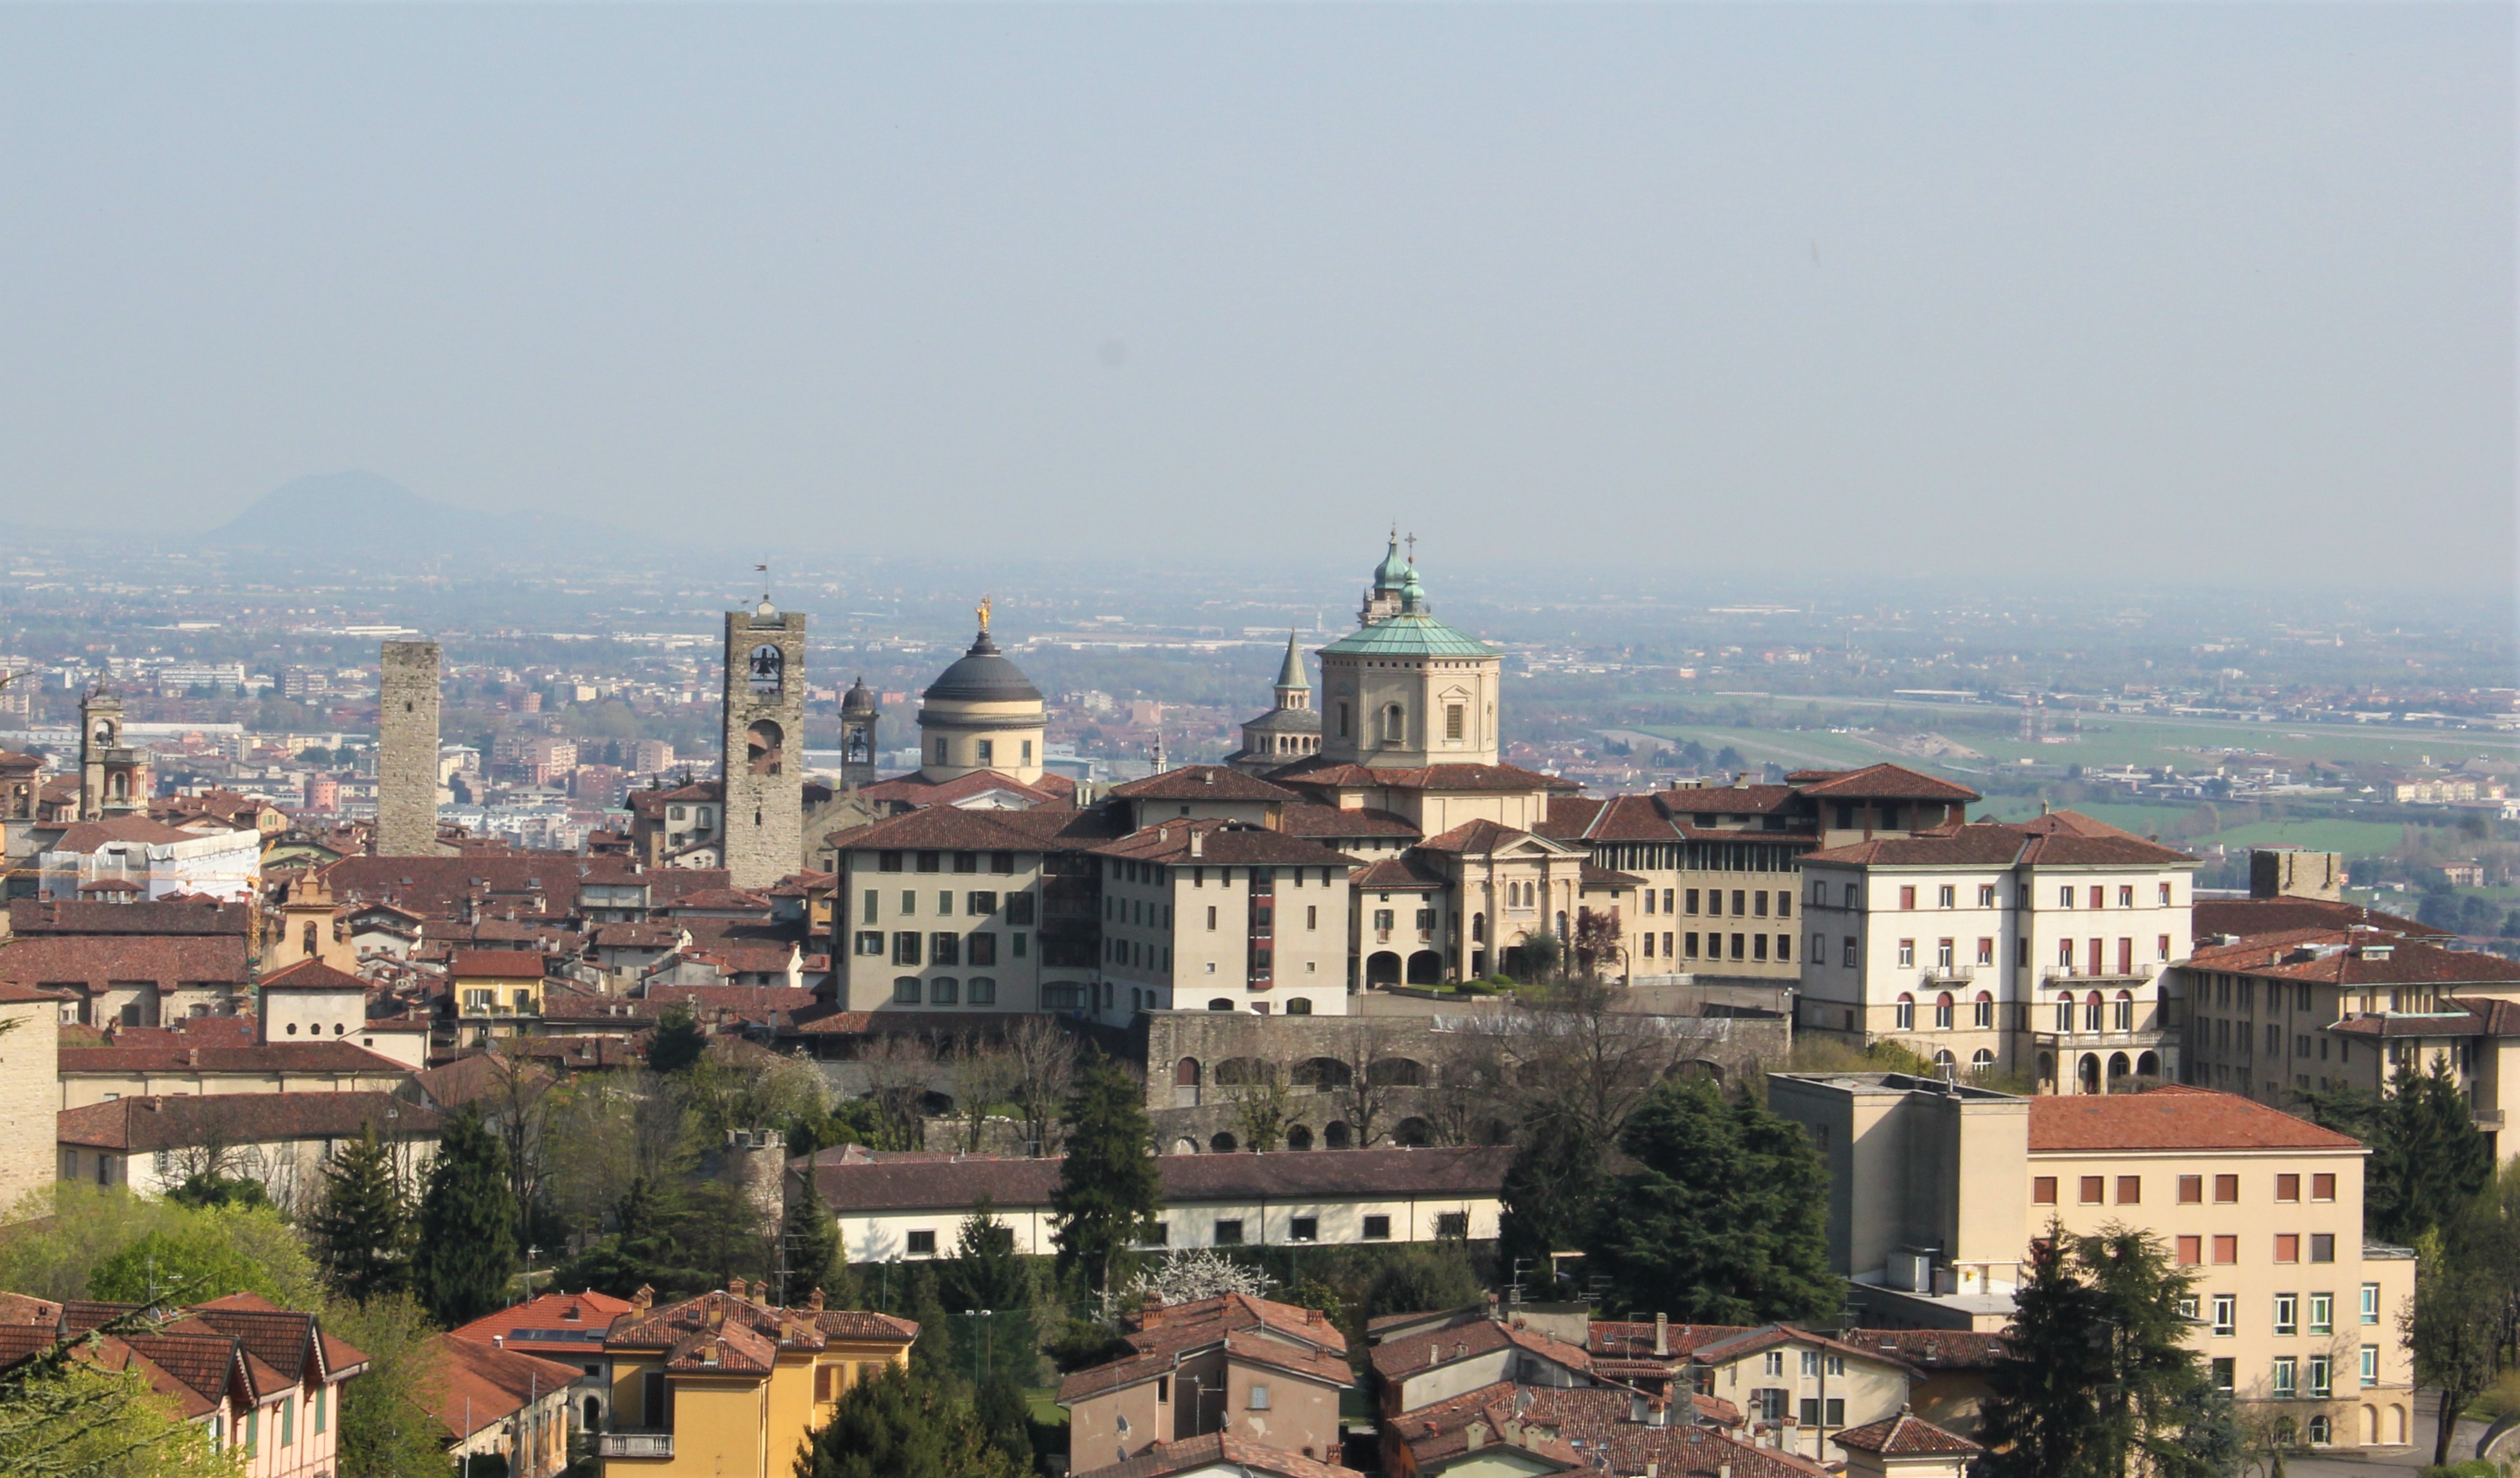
377,641,447,857
722,602,806,890
78,688,147,819
839,677,880,791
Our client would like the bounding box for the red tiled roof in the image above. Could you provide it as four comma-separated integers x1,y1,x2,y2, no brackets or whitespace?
826,803,1104,854
1270,758,1579,793
1833,1409,1981,1456
257,958,370,991
1273,803,1420,839
1369,1315,1592,1384
60,1040,408,1076
2186,933,2520,988
1783,764,1980,802
1091,820,1357,869
52,817,206,851
2194,897,2445,940
1071,1433,1362,1478
851,769,1067,809
1353,854,1449,891
0,933,251,993
450,1290,637,1348
448,950,548,979
1805,813,2193,868
2025,1087,2358,1154
418,1334,583,1440
59,1092,441,1152
7,897,253,937
1109,766,1302,802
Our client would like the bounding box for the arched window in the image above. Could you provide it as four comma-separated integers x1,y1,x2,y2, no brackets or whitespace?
2055,993,2075,1032
1209,1132,1238,1154
1971,1048,1996,1076
1933,992,1955,1030
2084,990,2105,1033
1973,990,1994,1030
1207,999,1235,1011
929,978,957,1005
892,977,920,1004
1287,998,1312,1015
1933,1049,1956,1075
1895,994,1915,1030
2308,1415,2330,1446
2113,990,2134,1032
1285,1124,1314,1151
1382,704,1405,743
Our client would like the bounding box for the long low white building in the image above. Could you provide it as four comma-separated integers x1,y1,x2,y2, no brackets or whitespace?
807,1144,1512,1262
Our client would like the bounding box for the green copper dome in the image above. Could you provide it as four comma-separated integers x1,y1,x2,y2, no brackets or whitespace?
1320,612,1493,659
1372,534,1411,591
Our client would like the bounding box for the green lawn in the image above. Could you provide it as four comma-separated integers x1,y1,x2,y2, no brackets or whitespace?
1977,799,2196,834
1024,1388,1066,1427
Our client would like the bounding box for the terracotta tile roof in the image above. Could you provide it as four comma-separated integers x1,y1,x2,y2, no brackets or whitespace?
1658,785,1805,817
418,1334,583,1440
2193,897,2445,940
665,888,774,913
0,1292,65,1325
2187,933,2520,988
1687,1324,1916,1374
1110,766,1303,802
1270,759,1579,794
1058,1324,1351,1404
1833,1409,1981,1456
53,817,206,851
851,769,1068,809
257,958,371,991
826,803,1106,854
1353,854,1450,891
189,1292,370,1382
602,1288,915,1355
1580,865,1646,888
1369,1316,1592,1384
0,933,251,994
448,950,549,980
411,1053,558,1110
7,897,253,936
813,1145,1513,1214
60,1040,408,1076
1843,1328,2009,1370
643,984,819,1025
1587,1321,1753,1359
58,1092,441,1152
453,1290,639,1355
1273,803,1420,839
1071,1433,1363,1478
1805,812,2193,868
1091,820,1357,869
1416,819,1541,856
2026,1086,2359,1154
323,854,687,923
1132,1292,1348,1355
1782,764,1980,802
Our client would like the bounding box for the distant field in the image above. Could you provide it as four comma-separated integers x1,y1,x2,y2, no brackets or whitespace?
1640,695,2520,775
2194,819,2411,855
1632,724,1890,771
1979,799,2196,835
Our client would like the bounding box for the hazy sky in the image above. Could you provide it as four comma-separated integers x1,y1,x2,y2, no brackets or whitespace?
0,4,2509,588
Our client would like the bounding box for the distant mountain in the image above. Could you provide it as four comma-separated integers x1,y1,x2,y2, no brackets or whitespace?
207,471,466,553
203,469,680,562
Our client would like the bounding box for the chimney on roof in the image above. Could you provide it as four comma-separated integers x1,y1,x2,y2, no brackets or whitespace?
1202,770,1214,786
1655,1312,1669,1357
632,1285,653,1314
1189,831,1203,859
186,1047,198,1067
808,1286,824,1311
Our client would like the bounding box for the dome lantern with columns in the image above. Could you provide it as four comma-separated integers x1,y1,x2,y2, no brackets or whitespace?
917,598,1047,784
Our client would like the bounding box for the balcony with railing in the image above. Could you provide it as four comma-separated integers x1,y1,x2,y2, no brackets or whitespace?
596,1432,674,1460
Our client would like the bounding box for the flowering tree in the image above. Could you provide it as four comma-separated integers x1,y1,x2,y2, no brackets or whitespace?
1126,1249,1276,1307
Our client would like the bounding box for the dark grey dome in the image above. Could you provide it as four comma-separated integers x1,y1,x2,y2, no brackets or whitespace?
842,676,879,713
923,632,1044,703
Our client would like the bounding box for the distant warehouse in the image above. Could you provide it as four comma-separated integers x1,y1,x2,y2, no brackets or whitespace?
806,1144,1511,1262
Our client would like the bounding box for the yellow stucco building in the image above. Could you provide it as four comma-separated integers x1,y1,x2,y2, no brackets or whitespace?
598,1281,917,1478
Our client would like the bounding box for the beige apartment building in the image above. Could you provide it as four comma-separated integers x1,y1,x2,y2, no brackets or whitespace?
1794,811,2197,1090
1093,821,1358,1018
1769,1073,2415,1453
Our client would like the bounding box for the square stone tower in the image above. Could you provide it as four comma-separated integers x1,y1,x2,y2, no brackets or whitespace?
723,603,806,890
377,641,448,857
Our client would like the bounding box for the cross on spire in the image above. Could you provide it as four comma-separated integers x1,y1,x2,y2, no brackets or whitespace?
1405,532,1417,563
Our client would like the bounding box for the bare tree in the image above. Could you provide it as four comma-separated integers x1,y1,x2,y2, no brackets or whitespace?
946,1036,1024,1154
1229,1061,1296,1152
1005,1015,1081,1157
1467,979,1721,1153
1331,1024,1417,1149
483,1039,559,1243
1571,906,1626,981
857,1031,941,1149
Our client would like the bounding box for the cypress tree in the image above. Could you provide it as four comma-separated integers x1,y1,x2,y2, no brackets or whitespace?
414,1106,517,1327
799,1362,1026,1478
309,1123,411,1304
1050,1058,1160,1295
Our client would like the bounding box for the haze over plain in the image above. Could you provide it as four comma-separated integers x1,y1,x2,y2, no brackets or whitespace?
0,4,2508,590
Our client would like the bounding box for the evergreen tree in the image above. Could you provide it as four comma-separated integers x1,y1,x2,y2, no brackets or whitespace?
940,1197,1038,1385
557,1175,714,1301
644,1002,708,1074
974,1374,1035,1474
1583,1076,1837,1323
901,1265,955,1380
1981,1224,2233,1478
413,1106,517,1327
779,1169,844,1309
167,1172,271,1211
308,1124,411,1305
1050,1058,1160,1295
799,1362,1026,1478
2302,1058,2492,1245
1496,1114,1602,1298
1362,1242,1485,1321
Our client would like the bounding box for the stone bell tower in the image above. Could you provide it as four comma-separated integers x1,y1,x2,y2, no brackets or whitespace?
79,687,148,820
839,677,880,792
722,600,807,891
377,641,450,857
